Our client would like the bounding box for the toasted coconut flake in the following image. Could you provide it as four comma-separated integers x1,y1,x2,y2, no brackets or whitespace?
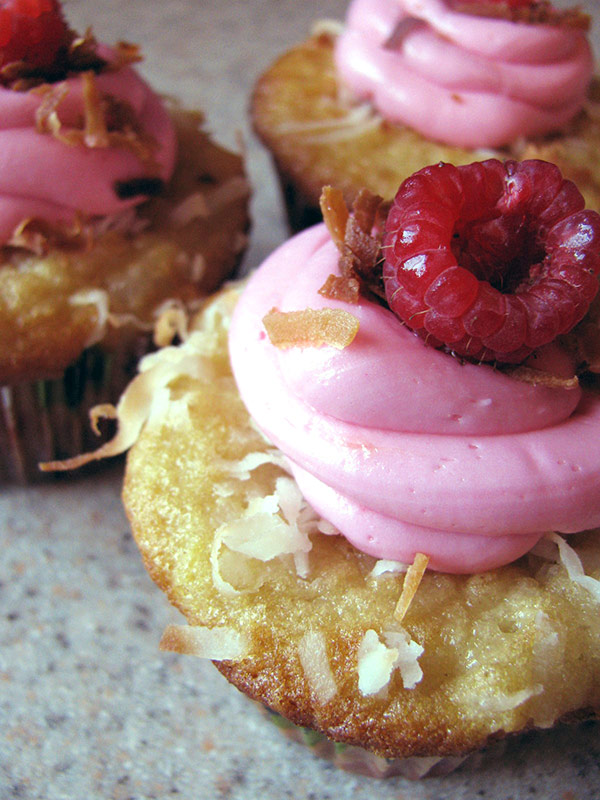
394,553,430,623
7,213,88,254
107,40,143,70
81,70,110,147
298,630,338,703
546,533,600,603
320,186,349,250
35,70,159,168
263,307,359,350
159,624,247,661
317,273,361,304
319,188,388,305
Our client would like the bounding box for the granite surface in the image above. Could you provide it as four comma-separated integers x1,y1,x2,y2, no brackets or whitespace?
1,1,600,798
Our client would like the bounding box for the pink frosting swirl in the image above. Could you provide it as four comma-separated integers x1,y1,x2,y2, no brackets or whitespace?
0,46,176,245
229,225,600,573
334,0,593,148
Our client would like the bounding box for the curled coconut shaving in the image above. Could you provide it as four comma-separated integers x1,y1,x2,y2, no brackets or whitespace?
533,532,600,603
357,628,424,695
394,553,430,624
159,624,248,661
263,307,360,350
298,630,338,704
35,70,159,169
210,475,315,596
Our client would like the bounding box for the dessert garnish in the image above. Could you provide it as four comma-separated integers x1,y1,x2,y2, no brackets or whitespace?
393,553,429,624
383,159,600,364
452,0,590,28
262,307,360,350
319,186,389,305
320,161,600,373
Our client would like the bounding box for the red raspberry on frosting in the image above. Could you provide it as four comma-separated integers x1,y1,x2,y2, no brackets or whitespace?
383,159,600,363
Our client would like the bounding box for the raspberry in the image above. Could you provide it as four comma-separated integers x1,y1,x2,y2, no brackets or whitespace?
0,0,69,71
383,160,600,363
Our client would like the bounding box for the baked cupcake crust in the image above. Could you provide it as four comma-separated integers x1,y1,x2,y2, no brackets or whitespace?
252,32,600,229
123,288,600,760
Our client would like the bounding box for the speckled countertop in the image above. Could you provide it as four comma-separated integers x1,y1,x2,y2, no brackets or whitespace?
1,1,600,799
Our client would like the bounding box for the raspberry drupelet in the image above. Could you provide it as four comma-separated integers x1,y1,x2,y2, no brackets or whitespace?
383,159,600,363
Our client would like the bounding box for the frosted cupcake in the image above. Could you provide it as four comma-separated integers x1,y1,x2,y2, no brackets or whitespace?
74,157,600,777
0,0,250,482
252,0,599,229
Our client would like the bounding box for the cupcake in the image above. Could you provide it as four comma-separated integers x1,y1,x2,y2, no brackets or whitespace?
80,158,600,777
251,0,600,230
0,0,250,482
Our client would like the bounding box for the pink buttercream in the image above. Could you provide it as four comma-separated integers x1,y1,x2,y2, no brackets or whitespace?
228,225,600,573
334,0,593,148
0,45,176,245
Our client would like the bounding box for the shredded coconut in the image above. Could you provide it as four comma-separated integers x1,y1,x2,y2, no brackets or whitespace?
477,685,543,714
190,253,207,283
68,288,110,347
219,450,290,480
383,630,424,690
273,102,380,144
369,559,409,579
546,533,600,602
170,176,250,226
311,18,344,37
394,553,430,623
210,477,313,596
298,630,338,703
357,628,423,695
159,624,247,660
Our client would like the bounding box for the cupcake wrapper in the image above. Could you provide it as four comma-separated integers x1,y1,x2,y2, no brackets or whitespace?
259,705,472,780
0,333,152,483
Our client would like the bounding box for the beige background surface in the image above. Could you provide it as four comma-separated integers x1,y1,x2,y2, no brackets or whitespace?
1,1,599,798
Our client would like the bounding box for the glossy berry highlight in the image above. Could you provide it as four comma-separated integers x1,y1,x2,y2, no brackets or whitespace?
383,159,600,363
0,0,69,70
